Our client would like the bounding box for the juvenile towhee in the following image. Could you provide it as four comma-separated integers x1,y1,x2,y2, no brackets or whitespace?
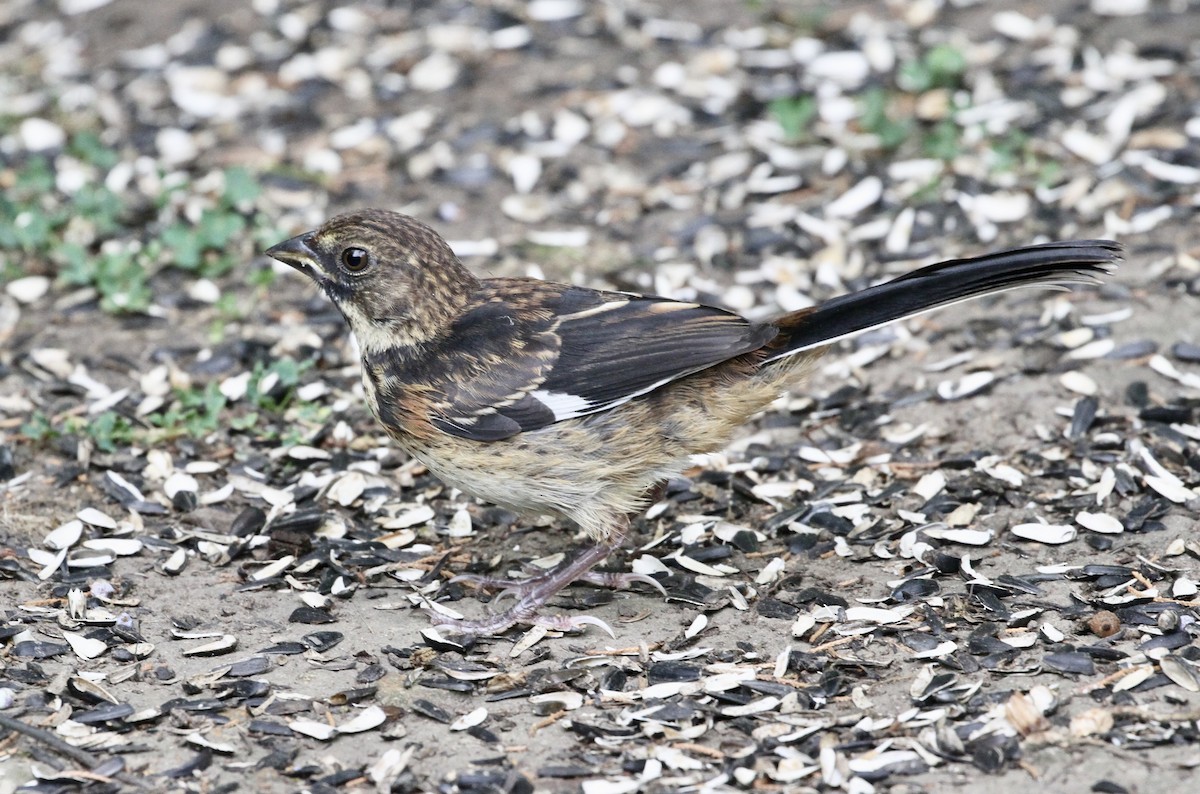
268,209,1120,638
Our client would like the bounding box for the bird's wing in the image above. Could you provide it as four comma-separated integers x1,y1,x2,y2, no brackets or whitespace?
426,282,776,441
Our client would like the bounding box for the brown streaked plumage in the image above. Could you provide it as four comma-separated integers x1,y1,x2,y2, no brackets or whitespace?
268,209,1121,638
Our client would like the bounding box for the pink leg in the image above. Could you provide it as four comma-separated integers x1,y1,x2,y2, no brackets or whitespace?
451,563,665,602
429,542,652,638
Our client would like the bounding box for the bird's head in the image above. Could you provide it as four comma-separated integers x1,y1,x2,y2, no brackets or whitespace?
266,209,478,355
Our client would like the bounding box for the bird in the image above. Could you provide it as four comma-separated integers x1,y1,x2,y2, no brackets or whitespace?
267,209,1120,639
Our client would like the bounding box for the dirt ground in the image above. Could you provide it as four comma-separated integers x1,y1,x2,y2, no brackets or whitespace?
2,1,1200,793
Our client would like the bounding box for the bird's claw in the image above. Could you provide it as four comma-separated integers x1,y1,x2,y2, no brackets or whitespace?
449,568,666,601
425,606,614,640
425,543,637,640
583,570,667,597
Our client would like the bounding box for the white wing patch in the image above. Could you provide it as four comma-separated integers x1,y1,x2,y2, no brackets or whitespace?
530,389,596,421
531,369,706,423
556,299,629,322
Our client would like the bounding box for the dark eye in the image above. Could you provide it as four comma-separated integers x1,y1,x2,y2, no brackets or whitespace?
340,247,369,273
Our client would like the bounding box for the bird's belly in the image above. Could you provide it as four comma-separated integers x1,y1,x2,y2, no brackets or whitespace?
403,434,599,518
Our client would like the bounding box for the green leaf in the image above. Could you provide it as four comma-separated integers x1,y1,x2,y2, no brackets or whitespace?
921,118,962,161
57,243,93,285
20,412,57,442
926,44,967,89
899,44,967,93
12,211,54,251
198,209,245,249
162,223,204,270
94,249,151,313
248,265,276,288
229,412,260,431
269,357,302,388
898,60,933,93
860,89,911,150
14,156,54,195
222,167,260,207
203,381,227,418
85,411,135,452
68,131,120,170
73,185,124,235
769,96,818,142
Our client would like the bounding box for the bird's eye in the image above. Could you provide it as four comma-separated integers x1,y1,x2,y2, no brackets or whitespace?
340,247,370,273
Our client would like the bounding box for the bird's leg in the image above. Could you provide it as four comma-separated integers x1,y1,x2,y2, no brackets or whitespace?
430,526,663,638
451,487,670,604
430,542,619,637
451,560,665,603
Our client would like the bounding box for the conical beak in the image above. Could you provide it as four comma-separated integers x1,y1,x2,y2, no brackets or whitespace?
266,233,320,279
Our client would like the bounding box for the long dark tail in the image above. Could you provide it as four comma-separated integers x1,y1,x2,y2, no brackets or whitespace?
763,240,1122,363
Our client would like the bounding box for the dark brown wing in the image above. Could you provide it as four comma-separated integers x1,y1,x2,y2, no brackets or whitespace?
414,280,775,441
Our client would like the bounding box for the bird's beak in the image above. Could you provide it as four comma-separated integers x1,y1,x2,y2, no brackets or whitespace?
266,233,320,279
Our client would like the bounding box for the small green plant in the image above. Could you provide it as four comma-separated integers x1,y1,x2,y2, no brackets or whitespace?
921,117,963,161
898,44,967,93
59,244,152,313
860,89,912,151
248,357,310,412
160,166,262,278
988,130,1029,174
0,131,276,315
68,131,120,170
147,382,228,440
19,412,57,444
77,411,137,453
228,412,261,432
1035,159,1063,189
0,157,60,252
21,409,137,453
769,96,818,142
988,130,1064,188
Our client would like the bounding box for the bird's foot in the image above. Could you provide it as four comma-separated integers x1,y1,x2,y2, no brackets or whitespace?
426,542,643,639
451,566,665,606
426,604,614,640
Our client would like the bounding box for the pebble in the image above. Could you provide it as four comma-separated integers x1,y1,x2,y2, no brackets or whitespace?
963,191,1031,224
166,66,238,119
1076,511,1123,534
1060,371,1098,396
1145,474,1197,504
937,371,996,401
329,118,377,150
409,52,461,92
78,507,117,529
1011,523,1077,545
507,153,542,194
6,276,51,304
1172,578,1198,598
19,117,66,151
528,0,583,21
187,279,221,304
1055,327,1094,349
1172,342,1200,363
45,520,83,551
826,176,882,219
1088,610,1120,637
155,127,198,167
526,229,589,247
492,25,532,50
1091,0,1148,14
807,51,871,89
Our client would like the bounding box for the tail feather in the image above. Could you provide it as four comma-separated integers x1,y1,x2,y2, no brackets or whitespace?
763,240,1121,363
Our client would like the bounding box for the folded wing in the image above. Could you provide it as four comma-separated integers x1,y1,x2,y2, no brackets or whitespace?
428,282,776,441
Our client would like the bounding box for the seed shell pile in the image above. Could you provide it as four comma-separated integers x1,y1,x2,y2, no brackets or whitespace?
1,0,1199,791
